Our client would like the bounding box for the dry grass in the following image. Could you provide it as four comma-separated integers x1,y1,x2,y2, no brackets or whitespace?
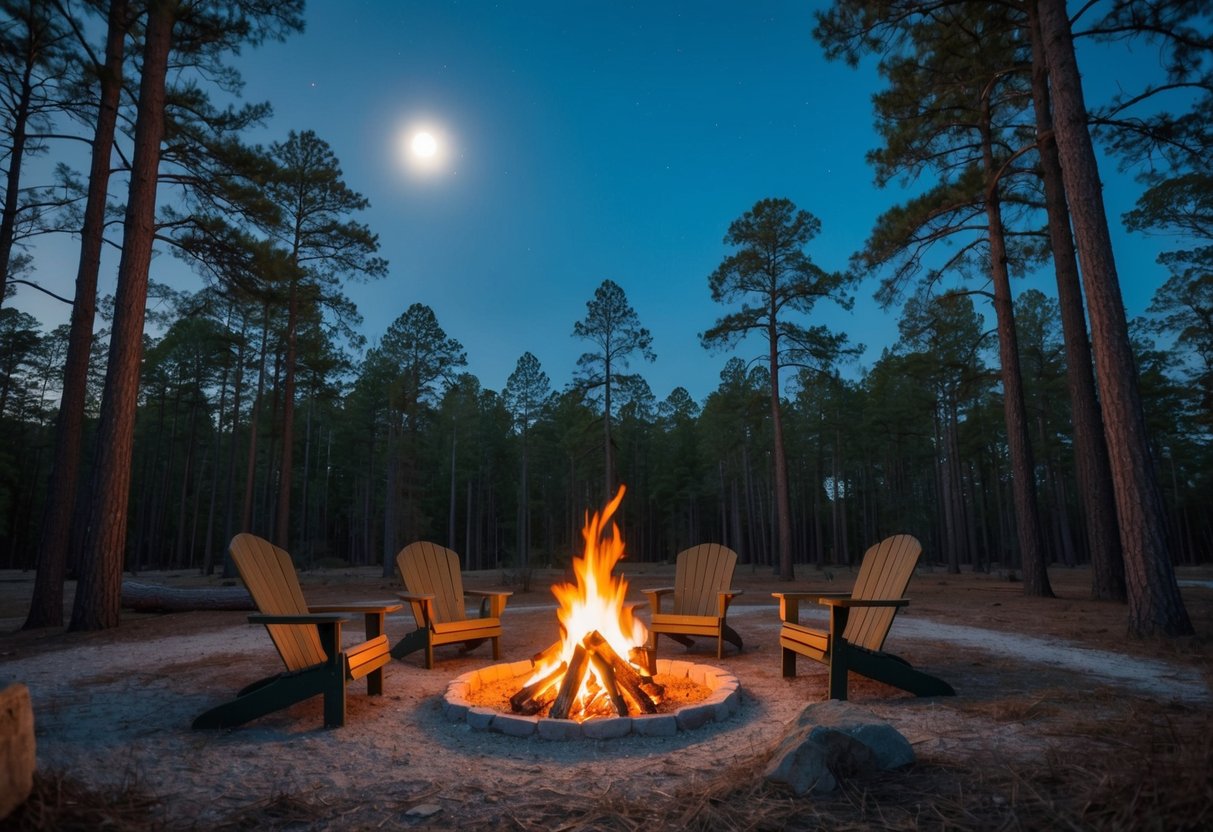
8,705,1208,831
4,772,163,831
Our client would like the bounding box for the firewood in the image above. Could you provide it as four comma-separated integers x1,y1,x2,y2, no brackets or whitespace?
586,632,656,714
587,649,628,716
509,662,566,712
531,640,562,666
548,644,589,720
515,681,560,716
629,646,656,675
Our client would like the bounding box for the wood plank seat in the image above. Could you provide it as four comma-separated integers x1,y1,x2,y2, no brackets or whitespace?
643,543,743,660
391,541,512,668
773,533,955,701
193,533,402,729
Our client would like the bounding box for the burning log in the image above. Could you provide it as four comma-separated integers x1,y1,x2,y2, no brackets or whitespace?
548,644,590,720
630,646,655,675
586,632,657,714
532,640,562,666
509,661,566,715
587,648,629,717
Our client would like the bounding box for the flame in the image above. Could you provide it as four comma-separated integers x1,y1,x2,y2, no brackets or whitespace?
526,485,648,717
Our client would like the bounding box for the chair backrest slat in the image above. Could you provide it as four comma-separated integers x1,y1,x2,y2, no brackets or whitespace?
397,542,467,624
673,544,738,617
843,534,922,651
230,533,326,672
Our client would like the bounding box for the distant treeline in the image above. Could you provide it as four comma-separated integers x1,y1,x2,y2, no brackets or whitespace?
0,283,1207,578
2,1,1208,636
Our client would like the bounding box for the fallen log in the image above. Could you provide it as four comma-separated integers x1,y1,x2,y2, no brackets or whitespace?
120,580,254,612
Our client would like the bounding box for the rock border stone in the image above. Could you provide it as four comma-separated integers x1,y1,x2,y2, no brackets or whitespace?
443,658,741,740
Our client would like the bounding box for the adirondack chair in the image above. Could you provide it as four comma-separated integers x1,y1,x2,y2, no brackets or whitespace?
642,543,744,660
391,541,513,669
193,533,402,729
772,533,954,701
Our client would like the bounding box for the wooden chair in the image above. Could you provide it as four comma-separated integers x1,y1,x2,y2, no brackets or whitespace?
391,541,512,669
193,533,401,729
772,534,954,701
642,543,743,660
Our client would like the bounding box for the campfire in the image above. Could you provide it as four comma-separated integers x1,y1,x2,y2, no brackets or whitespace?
508,486,666,720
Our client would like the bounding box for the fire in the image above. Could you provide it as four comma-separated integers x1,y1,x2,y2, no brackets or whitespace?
518,485,657,720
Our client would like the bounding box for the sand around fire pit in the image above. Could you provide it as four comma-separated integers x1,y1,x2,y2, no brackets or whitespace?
2,565,1212,829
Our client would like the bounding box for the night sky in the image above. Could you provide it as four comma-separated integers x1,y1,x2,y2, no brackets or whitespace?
20,0,1183,402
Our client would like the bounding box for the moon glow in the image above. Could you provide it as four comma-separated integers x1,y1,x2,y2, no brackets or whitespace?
411,131,438,158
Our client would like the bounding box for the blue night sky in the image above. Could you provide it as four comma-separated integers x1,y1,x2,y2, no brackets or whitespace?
20,0,1185,403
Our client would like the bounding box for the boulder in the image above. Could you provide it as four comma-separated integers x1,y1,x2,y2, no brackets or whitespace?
0,683,35,820
764,700,914,795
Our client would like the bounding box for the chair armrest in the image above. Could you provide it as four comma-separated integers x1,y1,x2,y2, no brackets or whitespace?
717,589,743,618
310,602,404,615
466,589,512,619
641,587,675,614
311,602,403,640
397,592,437,628
248,613,348,625
771,592,852,624
816,597,909,609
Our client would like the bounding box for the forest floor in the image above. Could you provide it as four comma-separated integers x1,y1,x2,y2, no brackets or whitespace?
1,561,1212,830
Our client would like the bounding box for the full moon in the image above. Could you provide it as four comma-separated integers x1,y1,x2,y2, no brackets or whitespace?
411,131,437,158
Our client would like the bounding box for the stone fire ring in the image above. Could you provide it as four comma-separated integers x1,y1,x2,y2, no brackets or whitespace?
442,658,742,740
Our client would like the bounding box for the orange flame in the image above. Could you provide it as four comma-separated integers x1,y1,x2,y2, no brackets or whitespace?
527,485,648,717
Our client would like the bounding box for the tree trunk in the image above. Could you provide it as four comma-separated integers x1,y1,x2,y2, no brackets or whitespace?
241,306,270,535
769,321,793,580
0,3,38,309
70,0,174,631
980,86,1054,598
1036,0,1191,635
24,0,126,629
274,281,299,549
603,357,613,504
1026,2,1126,602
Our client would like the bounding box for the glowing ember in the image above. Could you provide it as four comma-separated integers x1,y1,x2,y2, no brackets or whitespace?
517,485,655,720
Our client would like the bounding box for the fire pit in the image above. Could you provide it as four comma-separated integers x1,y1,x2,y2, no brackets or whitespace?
442,658,740,739
441,487,741,738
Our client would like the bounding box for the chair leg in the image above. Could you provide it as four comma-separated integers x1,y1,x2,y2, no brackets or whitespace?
366,667,383,697
781,646,797,678
193,665,334,730
827,641,849,701
389,628,431,661
425,641,434,670
323,670,346,728
492,635,500,660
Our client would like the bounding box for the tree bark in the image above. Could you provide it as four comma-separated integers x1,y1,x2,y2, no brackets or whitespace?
274,282,298,549
979,86,1053,598
769,316,793,580
70,0,174,631
1026,1,1126,602
24,0,126,629
1035,0,1191,634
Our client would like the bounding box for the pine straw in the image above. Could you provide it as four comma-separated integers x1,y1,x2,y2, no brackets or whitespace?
4,771,163,831
6,704,1209,831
